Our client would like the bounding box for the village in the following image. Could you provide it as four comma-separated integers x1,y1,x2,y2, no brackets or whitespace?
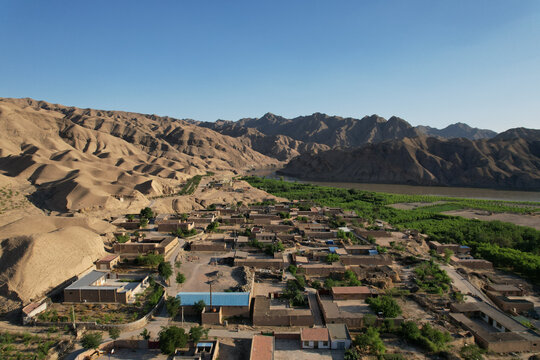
17,180,540,360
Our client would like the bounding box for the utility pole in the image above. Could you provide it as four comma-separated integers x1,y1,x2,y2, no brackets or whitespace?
209,282,213,310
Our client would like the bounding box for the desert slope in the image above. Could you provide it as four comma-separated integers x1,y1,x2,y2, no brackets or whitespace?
0,216,113,304
0,98,278,211
279,136,540,190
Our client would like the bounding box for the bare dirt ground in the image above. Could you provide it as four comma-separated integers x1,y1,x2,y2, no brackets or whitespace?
389,201,447,211
375,231,407,247
216,337,251,360
399,298,435,323
442,209,540,230
178,251,242,292
253,280,286,297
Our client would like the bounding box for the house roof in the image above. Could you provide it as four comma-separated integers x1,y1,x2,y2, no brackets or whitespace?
488,284,521,292
301,328,329,342
250,335,274,360
176,292,250,307
331,286,371,295
295,256,309,263
327,323,351,341
96,254,119,263
65,270,109,290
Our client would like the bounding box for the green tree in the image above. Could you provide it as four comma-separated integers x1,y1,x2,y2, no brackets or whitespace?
176,272,186,284
194,300,206,314
166,296,181,319
326,253,340,263
354,327,385,356
443,249,454,264
366,295,402,318
81,332,102,349
115,234,130,243
140,218,149,228
140,328,151,340
344,348,361,360
108,328,120,340
126,214,135,221
206,221,219,232
136,253,164,267
159,326,188,355
158,262,173,283
324,278,336,289
287,264,297,276
189,326,209,343
140,207,154,219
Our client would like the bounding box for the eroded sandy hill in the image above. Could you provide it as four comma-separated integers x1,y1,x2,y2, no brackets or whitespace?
0,98,278,212
0,219,108,305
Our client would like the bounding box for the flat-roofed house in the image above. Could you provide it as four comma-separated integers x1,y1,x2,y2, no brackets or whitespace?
331,286,376,300
96,254,120,270
300,328,330,349
449,302,540,353
250,335,274,360
176,292,251,323
327,323,352,350
64,270,149,304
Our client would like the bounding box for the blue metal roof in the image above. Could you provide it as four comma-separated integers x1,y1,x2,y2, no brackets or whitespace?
368,249,379,255
326,240,334,245
329,246,338,253
197,343,213,347
176,292,250,306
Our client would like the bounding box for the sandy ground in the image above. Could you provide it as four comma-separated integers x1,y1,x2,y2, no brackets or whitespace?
389,201,447,210
442,209,540,230
178,251,242,292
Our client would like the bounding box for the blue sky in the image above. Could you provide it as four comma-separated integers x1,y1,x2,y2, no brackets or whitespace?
1,1,539,131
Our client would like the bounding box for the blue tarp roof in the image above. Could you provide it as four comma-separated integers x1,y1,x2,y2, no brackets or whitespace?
197,343,213,347
329,246,338,253
368,249,379,255
176,292,250,306
326,240,334,245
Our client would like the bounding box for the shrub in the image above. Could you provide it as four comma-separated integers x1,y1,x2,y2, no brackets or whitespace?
366,295,402,318
81,332,102,349
354,327,385,355
326,253,340,263
109,328,121,340
115,234,130,243
176,272,186,284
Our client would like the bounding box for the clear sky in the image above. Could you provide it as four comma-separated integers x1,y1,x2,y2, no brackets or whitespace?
1,1,539,131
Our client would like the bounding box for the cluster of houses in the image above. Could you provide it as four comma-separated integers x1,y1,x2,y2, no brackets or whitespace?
19,199,540,357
